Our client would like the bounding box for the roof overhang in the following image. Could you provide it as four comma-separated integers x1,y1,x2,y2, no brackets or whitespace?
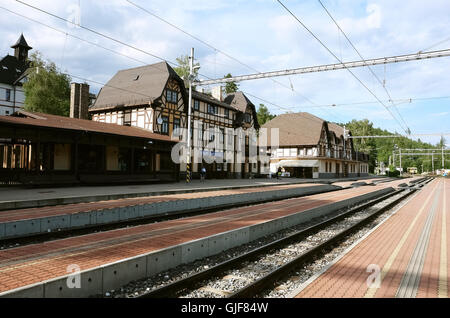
275,159,319,168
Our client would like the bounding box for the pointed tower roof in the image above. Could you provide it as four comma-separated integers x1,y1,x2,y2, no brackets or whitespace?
11,34,32,50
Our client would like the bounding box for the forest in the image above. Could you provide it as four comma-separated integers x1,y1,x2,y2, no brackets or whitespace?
343,119,448,174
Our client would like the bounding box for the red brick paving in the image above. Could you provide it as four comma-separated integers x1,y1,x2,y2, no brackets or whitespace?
0,181,400,293
0,178,396,224
0,183,322,223
296,178,448,298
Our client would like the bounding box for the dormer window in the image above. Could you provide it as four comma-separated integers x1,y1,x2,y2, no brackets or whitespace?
244,113,251,123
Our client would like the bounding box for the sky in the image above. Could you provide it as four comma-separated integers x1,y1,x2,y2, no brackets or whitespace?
1,0,449,145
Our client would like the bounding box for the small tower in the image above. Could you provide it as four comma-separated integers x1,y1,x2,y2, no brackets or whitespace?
11,34,32,62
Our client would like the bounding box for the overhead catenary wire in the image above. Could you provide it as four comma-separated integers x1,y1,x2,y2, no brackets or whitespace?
10,1,337,125
14,0,217,82
125,0,345,122
296,95,450,109
317,0,411,134
276,0,410,135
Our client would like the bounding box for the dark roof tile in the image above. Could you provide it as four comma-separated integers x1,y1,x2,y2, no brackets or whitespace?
0,110,176,143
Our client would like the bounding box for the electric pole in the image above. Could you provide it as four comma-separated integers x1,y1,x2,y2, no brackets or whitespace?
186,47,194,183
432,152,434,174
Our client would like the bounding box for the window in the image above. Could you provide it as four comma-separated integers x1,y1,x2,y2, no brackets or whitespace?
209,126,215,142
173,117,181,134
227,129,233,146
277,149,284,157
5,89,11,101
166,89,178,103
207,104,216,115
123,110,131,126
290,148,297,157
161,116,169,134
224,108,229,119
219,128,224,144
244,113,251,123
193,99,200,111
198,124,203,141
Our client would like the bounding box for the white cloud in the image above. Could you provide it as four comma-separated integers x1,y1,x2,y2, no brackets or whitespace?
2,0,450,144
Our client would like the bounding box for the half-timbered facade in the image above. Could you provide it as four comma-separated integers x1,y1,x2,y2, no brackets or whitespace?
90,62,260,179
262,112,369,178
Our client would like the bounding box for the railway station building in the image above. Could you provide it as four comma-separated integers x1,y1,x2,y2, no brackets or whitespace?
0,109,178,185
262,112,369,178
89,61,260,179
0,34,32,116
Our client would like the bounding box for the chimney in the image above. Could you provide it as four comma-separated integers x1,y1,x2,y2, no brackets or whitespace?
70,82,90,119
211,86,223,102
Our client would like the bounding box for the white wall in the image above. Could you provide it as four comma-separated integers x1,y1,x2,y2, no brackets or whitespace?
0,84,25,116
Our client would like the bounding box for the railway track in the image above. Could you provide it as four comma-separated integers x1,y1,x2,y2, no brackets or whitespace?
0,186,344,249
136,177,431,298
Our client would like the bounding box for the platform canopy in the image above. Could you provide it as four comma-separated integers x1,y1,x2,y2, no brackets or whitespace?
275,159,319,168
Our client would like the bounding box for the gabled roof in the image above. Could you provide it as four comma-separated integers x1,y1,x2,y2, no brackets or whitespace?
11,34,32,50
224,91,254,113
0,110,175,143
224,91,260,128
261,112,346,146
0,55,29,86
90,61,185,112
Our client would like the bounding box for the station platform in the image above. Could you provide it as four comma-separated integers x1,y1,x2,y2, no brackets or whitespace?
0,180,406,297
0,177,393,240
0,176,387,211
293,177,448,298
0,183,335,240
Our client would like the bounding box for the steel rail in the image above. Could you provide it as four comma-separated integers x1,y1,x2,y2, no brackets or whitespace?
137,180,429,298
0,186,341,247
229,183,425,297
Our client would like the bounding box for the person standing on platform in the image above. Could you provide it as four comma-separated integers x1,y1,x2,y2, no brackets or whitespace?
200,166,206,182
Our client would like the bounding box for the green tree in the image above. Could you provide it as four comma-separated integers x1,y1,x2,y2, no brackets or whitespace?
437,135,447,148
224,73,239,94
343,118,436,174
173,55,200,88
23,51,71,116
257,104,276,126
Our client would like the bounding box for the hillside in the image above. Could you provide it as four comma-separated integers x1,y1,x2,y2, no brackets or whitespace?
342,119,447,173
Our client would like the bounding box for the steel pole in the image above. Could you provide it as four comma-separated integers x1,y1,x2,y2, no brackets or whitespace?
186,47,194,183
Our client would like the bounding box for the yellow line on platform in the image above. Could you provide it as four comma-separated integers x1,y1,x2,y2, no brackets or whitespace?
439,179,447,298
